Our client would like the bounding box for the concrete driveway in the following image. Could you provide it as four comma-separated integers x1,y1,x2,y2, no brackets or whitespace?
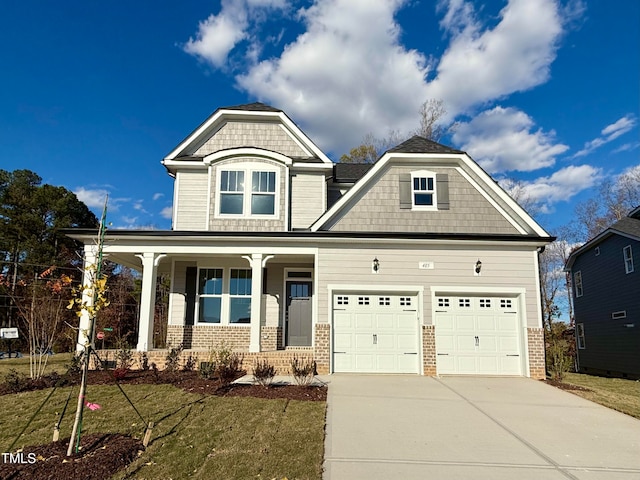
323,375,640,480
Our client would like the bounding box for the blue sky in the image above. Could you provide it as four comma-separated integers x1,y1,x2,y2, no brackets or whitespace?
1,0,638,232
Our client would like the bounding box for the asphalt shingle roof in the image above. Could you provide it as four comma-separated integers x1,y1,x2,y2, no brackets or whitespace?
333,163,374,182
610,216,640,239
387,135,464,155
221,102,281,112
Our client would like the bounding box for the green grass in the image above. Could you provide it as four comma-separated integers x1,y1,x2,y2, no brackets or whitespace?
0,352,73,377
562,373,640,420
0,384,326,479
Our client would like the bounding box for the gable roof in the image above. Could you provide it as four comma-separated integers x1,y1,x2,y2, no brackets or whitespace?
311,141,550,237
163,103,333,164
387,136,464,155
566,210,640,270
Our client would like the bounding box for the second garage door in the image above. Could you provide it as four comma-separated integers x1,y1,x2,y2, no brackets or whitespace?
332,293,420,374
435,295,523,375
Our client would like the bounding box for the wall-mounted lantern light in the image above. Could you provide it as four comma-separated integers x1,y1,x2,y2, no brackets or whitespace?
372,257,380,273
474,259,482,275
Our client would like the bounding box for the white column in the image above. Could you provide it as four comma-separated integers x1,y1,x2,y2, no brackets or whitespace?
248,253,263,353
76,247,97,353
136,252,158,351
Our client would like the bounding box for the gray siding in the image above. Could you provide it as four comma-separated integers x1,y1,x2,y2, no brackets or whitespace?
572,235,640,377
174,170,209,230
317,245,540,328
209,158,287,232
328,166,519,234
195,121,308,157
290,172,326,228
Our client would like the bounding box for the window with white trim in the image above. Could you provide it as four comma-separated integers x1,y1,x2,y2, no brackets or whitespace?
574,271,583,298
576,323,585,349
410,170,437,210
229,269,252,323
623,245,634,274
198,269,223,323
218,168,278,217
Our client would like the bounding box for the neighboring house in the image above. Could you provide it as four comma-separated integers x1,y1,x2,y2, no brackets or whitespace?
566,207,640,379
68,103,553,378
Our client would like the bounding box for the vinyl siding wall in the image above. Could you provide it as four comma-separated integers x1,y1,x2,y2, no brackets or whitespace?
329,165,519,234
194,121,308,157
572,236,640,377
290,173,326,228
174,170,209,230
317,244,541,328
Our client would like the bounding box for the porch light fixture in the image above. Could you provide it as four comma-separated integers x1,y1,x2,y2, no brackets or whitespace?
372,257,380,273
474,259,482,275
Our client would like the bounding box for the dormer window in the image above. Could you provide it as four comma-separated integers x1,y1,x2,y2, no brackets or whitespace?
218,168,278,217
411,170,437,210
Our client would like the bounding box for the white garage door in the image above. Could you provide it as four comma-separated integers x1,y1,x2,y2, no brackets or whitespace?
435,295,523,375
333,293,420,373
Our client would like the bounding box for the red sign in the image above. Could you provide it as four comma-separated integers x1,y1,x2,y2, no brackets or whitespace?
96,332,105,340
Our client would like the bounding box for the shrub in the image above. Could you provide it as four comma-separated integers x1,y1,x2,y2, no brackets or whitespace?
213,343,244,385
115,338,135,371
545,321,575,382
253,359,276,387
199,361,216,379
65,354,82,377
4,369,29,393
183,354,196,372
290,355,316,386
138,352,150,371
165,344,184,372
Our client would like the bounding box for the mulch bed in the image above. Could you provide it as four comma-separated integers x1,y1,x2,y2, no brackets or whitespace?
544,379,592,392
0,433,144,480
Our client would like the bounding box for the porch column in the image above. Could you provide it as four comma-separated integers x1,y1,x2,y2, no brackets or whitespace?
248,253,263,353
136,252,159,351
76,247,97,353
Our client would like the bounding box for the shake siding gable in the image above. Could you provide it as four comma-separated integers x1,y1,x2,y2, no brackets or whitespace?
329,166,519,234
174,170,209,230
194,121,308,158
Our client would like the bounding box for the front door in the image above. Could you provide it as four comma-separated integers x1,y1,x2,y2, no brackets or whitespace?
286,281,312,346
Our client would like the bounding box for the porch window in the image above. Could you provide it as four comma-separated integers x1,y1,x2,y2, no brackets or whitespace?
220,171,244,215
198,268,223,323
229,269,251,323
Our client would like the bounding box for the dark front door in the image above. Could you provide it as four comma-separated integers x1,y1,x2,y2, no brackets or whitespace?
286,281,312,346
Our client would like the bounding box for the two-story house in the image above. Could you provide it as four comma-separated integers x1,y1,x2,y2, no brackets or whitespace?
566,207,640,379
68,103,553,378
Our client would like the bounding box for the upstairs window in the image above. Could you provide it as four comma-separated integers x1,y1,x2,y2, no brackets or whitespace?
574,271,583,298
411,171,437,210
218,168,278,217
623,245,634,274
220,171,245,215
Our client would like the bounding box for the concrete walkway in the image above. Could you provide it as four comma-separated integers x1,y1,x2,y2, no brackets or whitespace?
323,375,640,480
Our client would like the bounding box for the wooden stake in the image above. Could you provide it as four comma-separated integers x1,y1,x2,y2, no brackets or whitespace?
143,421,154,447
53,425,59,442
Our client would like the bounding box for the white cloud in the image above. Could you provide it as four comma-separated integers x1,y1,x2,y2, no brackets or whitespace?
501,164,602,213
160,206,173,219
453,106,569,173
184,0,581,156
152,193,164,201
74,187,109,209
573,114,637,158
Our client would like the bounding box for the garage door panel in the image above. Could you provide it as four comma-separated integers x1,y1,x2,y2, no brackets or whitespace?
332,293,419,374
435,295,523,376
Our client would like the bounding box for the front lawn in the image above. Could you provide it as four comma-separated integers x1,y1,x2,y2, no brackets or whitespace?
0,383,326,479
0,352,73,377
561,372,640,420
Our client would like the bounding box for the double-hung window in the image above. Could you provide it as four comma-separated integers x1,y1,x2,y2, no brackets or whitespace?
220,171,245,215
198,269,223,323
251,171,276,215
576,323,585,349
411,170,437,210
623,245,634,274
574,271,583,298
219,169,277,217
229,269,251,323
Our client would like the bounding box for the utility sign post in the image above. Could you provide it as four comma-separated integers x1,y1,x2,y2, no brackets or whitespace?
0,328,19,339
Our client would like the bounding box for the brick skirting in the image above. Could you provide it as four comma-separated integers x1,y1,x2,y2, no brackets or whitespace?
422,325,436,376
314,323,330,374
527,327,546,379
166,325,251,351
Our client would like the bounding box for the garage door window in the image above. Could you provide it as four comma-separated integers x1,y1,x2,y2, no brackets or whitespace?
459,298,470,307
400,297,412,306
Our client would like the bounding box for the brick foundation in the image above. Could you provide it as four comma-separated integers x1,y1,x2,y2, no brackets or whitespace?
314,323,330,374
260,326,282,351
167,325,251,351
422,325,436,376
527,327,546,379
